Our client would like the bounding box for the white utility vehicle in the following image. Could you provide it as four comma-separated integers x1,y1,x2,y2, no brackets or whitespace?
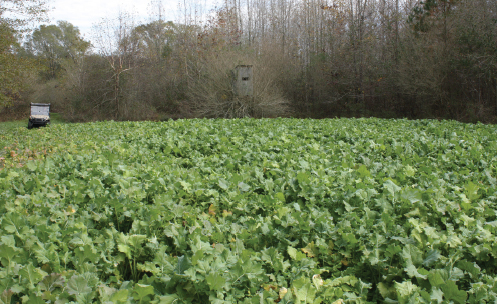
28,103,51,129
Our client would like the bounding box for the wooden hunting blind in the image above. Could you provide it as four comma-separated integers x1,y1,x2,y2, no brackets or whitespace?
232,65,253,97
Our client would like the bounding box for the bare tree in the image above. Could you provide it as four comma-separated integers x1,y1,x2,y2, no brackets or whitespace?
92,11,139,119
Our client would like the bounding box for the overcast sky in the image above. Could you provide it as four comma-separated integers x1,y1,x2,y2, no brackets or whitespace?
46,0,216,40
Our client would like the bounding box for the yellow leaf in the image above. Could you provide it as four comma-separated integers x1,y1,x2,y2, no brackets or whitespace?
66,206,76,213
208,204,216,216
301,242,317,258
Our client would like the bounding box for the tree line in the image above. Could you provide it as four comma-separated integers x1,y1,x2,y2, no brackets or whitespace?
1,0,497,122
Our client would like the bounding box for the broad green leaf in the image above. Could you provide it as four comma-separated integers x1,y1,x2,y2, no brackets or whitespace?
75,292,95,303
118,244,132,259
133,284,154,301
20,264,47,289
110,289,129,303
0,245,18,263
383,180,401,196
39,273,65,292
401,244,423,266
275,192,286,202
179,181,191,192
404,262,427,279
158,294,180,304
218,179,229,190
26,161,37,171
428,270,447,287
9,286,22,294
464,182,479,201
357,165,371,177
238,182,250,192
0,289,13,304
343,202,357,212
441,281,467,304
430,288,443,303
175,256,190,275
297,172,310,183
74,245,100,265
7,171,20,179
206,273,226,291
401,189,422,204
326,276,358,288
26,294,45,304
288,247,297,260
456,260,481,279
0,235,15,247
377,282,396,299
404,165,416,177
98,285,117,301
422,250,440,267
291,277,317,304
395,281,419,303
191,249,205,266
66,275,91,295
1,214,22,235
129,234,147,250
343,233,358,245
446,234,462,248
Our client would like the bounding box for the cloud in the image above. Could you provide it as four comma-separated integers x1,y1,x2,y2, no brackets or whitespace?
45,0,219,43
48,0,178,38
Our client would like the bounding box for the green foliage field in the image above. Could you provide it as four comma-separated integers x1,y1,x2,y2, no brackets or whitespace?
0,113,65,134
1,118,496,303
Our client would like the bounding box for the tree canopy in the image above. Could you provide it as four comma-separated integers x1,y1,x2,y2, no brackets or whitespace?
0,0,49,107
23,21,90,79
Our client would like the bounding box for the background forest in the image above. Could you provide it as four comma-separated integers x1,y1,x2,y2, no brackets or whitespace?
1,0,497,122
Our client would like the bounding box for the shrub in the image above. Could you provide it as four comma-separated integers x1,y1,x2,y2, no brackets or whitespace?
189,49,291,118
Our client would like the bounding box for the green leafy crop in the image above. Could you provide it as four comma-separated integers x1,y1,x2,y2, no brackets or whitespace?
0,118,496,303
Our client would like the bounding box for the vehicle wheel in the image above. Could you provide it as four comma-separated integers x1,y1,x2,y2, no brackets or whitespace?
27,121,33,129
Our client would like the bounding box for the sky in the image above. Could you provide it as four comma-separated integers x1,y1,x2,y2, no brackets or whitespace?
46,0,216,40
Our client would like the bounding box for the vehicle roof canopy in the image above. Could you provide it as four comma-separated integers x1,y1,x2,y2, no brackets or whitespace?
30,103,51,116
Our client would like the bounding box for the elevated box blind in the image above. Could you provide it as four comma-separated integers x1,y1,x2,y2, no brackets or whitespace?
233,65,253,97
